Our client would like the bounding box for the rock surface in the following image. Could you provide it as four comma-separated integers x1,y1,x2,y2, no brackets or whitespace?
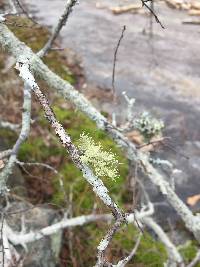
6,202,62,267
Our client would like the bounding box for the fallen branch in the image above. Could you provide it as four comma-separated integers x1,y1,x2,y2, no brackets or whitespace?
6,214,112,246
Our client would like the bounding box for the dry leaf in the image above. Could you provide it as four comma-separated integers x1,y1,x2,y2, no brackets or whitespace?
0,160,5,169
187,194,200,206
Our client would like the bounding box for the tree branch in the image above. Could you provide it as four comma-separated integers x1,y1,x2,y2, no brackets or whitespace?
37,0,78,57
6,214,112,246
0,83,31,193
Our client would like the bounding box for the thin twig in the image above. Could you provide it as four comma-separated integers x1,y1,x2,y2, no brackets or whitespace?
16,160,69,207
38,0,78,57
112,25,126,99
14,0,38,24
0,83,31,194
0,150,12,160
116,232,142,267
141,0,164,29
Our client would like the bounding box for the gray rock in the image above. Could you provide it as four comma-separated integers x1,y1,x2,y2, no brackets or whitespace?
6,202,62,267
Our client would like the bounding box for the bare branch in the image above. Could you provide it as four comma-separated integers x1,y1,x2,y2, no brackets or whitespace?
14,0,38,24
6,214,112,246
112,25,126,98
37,0,78,57
140,0,165,29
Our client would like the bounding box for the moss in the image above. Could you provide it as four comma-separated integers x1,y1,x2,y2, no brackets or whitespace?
179,241,200,266
19,137,51,162
70,223,167,266
135,233,166,266
0,128,17,148
46,106,128,211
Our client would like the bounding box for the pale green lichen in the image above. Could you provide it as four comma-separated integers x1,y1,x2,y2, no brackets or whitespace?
78,133,119,180
133,111,164,138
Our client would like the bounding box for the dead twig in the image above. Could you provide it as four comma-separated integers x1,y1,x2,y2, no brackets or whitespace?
112,25,126,100
141,0,165,29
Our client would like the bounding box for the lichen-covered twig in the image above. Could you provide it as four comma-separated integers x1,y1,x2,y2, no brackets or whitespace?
0,83,31,193
37,0,78,57
0,150,12,160
6,214,112,246
96,218,125,267
15,57,122,218
0,119,20,132
142,217,184,267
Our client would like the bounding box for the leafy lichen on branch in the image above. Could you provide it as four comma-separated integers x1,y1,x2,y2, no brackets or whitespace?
78,133,119,181
133,111,164,139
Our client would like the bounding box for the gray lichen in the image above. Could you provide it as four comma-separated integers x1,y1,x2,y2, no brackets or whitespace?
133,111,164,138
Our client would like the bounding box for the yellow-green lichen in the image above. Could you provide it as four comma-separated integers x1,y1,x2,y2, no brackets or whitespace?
78,133,119,180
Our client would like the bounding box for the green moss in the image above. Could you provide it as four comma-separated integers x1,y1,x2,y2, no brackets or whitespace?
19,137,50,162
135,233,166,266
179,241,200,266
0,129,17,148
70,223,167,266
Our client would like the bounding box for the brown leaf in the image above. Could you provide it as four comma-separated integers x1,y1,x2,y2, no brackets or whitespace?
187,194,200,206
0,160,5,169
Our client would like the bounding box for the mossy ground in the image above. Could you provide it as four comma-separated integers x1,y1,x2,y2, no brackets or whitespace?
0,15,199,267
